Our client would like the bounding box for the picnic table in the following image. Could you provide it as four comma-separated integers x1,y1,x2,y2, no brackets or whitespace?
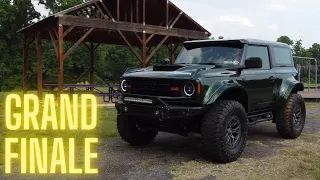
44,84,121,103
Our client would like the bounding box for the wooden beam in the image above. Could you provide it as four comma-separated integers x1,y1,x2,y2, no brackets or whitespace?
59,15,209,40
58,25,64,97
83,42,90,50
23,36,28,94
146,21,165,44
166,0,169,29
136,0,139,23
146,35,169,64
94,43,101,50
63,26,75,38
63,28,94,60
118,30,142,63
143,0,145,25
146,34,155,44
100,0,115,21
134,32,142,43
117,0,120,21
94,3,106,19
36,33,43,100
53,27,58,39
48,29,58,57
170,11,183,28
142,32,147,67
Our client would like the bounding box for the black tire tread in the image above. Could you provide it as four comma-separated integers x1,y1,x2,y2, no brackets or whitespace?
201,100,248,163
117,115,158,146
276,93,306,139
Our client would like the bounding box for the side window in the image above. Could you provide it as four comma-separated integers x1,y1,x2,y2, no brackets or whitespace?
246,45,270,69
273,47,292,65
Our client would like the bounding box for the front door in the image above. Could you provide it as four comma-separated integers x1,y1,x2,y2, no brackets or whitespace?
242,45,276,111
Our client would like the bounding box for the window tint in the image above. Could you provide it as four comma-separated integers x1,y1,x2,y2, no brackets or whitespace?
246,46,270,69
273,47,292,65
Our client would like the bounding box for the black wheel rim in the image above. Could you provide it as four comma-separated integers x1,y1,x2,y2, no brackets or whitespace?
226,116,241,149
293,105,302,128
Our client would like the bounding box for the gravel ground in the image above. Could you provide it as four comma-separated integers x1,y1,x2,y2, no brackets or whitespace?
1,107,320,180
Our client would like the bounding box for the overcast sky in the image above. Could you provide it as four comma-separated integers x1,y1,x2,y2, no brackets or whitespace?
32,0,320,48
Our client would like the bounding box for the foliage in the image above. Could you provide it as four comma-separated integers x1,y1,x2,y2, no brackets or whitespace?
277,36,294,46
1,1,320,91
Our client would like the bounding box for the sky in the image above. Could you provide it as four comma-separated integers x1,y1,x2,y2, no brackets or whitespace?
32,0,320,48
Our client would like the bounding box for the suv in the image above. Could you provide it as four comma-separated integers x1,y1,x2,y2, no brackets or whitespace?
115,39,306,163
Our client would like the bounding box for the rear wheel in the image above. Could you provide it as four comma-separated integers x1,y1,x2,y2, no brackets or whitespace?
201,100,248,163
276,93,306,138
117,115,158,146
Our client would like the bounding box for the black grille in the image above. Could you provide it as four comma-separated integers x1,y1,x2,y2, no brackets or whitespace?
126,78,185,97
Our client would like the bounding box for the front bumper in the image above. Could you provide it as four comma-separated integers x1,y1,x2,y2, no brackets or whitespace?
115,95,207,121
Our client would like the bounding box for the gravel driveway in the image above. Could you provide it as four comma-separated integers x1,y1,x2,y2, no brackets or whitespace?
1,107,320,180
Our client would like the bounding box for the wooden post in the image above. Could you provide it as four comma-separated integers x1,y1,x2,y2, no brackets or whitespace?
58,24,64,97
36,33,43,100
142,31,147,67
136,0,139,23
23,36,29,94
166,0,169,29
90,43,94,85
143,0,145,25
117,0,120,21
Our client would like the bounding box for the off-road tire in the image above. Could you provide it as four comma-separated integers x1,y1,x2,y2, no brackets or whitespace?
117,115,158,146
276,93,306,139
201,100,248,163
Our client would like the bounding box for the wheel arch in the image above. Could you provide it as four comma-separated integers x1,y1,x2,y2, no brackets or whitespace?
276,79,304,107
204,85,249,112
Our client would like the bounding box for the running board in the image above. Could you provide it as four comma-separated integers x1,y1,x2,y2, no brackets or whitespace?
247,111,273,125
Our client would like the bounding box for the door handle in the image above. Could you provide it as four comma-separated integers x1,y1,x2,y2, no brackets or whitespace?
269,76,276,82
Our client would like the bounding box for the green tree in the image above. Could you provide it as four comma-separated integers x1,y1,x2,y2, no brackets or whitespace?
38,0,84,13
277,36,294,46
0,0,40,91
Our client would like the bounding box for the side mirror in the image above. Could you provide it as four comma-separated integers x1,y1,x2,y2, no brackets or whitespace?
245,57,262,69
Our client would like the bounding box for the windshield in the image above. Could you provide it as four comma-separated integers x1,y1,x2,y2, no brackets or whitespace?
175,46,243,67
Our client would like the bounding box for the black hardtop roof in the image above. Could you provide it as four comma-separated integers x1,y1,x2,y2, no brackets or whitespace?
184,38,290,47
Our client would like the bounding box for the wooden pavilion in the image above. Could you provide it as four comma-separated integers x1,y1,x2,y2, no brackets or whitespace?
17,0,211,99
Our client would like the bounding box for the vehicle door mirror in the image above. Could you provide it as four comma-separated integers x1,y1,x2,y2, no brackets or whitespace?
245,57,262,69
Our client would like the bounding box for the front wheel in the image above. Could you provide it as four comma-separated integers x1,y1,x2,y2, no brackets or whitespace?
201,100,248,163
276,93,306,138
117,115,158,146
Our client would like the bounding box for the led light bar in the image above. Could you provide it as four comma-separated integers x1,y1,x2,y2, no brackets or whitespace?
124,97,153,104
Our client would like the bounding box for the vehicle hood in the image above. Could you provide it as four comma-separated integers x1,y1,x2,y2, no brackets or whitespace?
121,64,238,80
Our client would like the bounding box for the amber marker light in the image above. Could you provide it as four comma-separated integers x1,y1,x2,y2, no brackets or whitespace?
197,82,201,95
171,87,180,91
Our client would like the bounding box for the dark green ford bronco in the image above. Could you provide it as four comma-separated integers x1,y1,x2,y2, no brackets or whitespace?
115,39,306,163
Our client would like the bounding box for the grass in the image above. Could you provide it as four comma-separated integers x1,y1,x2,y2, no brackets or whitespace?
0,92,118,171
171,135,320,180
306,102,320,109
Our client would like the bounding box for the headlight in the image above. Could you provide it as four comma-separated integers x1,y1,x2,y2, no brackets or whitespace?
184,82,195,96
121,79,128,92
